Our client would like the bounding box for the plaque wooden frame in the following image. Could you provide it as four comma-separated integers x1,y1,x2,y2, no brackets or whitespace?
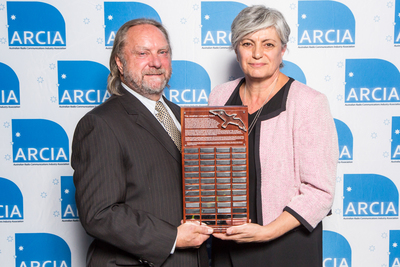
181,106,249,233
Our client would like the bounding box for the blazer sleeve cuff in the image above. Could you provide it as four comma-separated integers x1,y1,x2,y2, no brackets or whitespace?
284,206,314,232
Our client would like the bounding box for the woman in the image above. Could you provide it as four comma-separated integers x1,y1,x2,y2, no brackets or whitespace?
208,5,338,266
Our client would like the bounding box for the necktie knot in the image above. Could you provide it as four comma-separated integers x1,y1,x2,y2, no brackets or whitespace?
155,101,181,152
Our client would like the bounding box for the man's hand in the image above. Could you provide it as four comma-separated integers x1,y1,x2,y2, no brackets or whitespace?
176,222,213,249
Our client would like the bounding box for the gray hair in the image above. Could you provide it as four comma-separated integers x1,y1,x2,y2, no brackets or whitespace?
107,18,171,95
231,5,290,52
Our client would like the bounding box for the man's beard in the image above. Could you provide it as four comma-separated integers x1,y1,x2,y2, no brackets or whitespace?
123,65,171,97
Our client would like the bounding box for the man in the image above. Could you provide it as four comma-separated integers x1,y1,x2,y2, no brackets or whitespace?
72,19,212,267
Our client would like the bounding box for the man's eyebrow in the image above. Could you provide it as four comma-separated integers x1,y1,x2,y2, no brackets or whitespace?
133,45,170,51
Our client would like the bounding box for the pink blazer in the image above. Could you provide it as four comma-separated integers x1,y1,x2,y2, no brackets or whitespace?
209,78,338,230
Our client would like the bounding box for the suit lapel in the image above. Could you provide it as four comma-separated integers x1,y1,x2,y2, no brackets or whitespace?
117,85,181,163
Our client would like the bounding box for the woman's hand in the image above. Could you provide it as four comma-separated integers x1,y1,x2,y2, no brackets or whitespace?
213,223,269,243
212,211,301,243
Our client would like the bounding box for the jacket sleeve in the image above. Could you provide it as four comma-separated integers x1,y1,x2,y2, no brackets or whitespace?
286,92,339,231
71,113,176,267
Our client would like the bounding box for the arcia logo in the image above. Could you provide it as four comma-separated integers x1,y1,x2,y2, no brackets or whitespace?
345,59,400,104
281,60,307,85
392,117,400,161
12,119,69,164
390,230,400,267
201,1,247,48
58,61,110,106
395,0,400,45
61,176,78,221
0,62,20,106
334,119,353,162
343,174,399,218
0,177,23,221
323,230,351,267
15,233,71,267
104,2,161,47
298,1,355,47
7,2,66,47
165,60,210,106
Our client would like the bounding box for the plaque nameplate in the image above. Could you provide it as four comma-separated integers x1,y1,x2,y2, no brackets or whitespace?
181,106,249,233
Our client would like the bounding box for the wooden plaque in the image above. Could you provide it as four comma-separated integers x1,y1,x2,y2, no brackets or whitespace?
181,106,249,233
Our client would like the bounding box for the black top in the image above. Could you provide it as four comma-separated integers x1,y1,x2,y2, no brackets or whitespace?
228,77,293,224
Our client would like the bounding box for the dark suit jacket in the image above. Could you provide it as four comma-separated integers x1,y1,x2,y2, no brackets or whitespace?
72,85,208,267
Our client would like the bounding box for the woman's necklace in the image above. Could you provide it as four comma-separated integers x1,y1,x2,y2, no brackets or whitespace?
244,75,279,134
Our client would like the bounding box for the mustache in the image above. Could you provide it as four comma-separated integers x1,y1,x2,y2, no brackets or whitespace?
143,69,166,75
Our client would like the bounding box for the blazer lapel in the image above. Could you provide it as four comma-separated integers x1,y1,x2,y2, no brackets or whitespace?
117,86,181,163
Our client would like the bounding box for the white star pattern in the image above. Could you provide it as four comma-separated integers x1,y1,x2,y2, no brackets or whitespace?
108,15,113,20
205,15,210,20
393,242,398,248
301,14,307,19
395,129,399,134
65,189,70,194
18,246,23,251
11,15,16,20
348,72,354,77
61,74,67,79
15,132,21,137
347,187,352,192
